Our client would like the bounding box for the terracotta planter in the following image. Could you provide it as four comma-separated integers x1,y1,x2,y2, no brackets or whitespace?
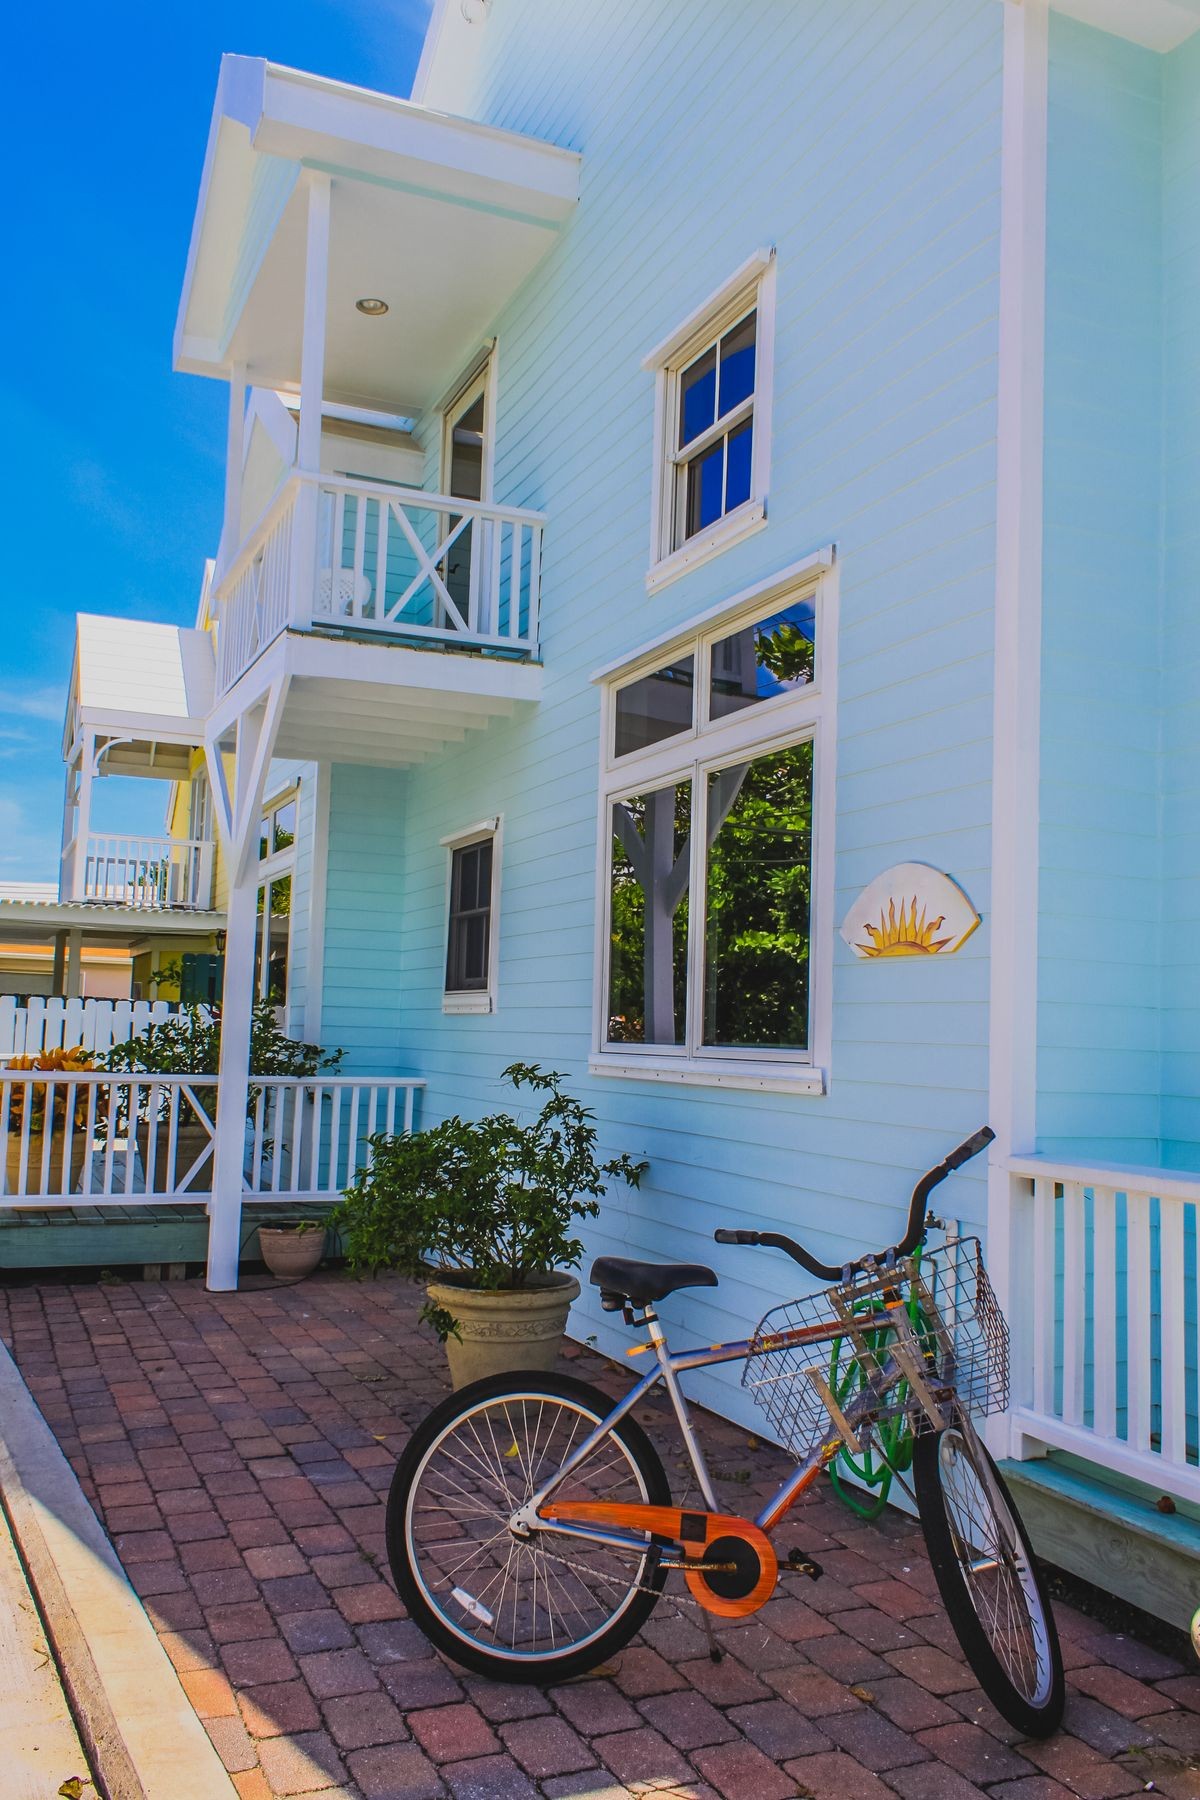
426,1273,582,1389
5,1128,88,1197
137,1119,214,1193
258,1224,327,1279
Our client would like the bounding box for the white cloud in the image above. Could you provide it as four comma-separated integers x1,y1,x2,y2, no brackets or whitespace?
0,686,63,724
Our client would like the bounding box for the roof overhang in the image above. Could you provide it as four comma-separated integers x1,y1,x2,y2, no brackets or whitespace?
175,56,580,413
1051,0,1200,49
0,902,225,944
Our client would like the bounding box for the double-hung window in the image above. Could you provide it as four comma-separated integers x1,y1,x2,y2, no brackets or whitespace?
645,250,776,592
442,819,501,1014
255,788,298,1006
593,555,835,1092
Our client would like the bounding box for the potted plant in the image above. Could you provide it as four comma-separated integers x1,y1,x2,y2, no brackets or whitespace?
4,1046,96,1196
258,1216,328,1278
101,1002,342,1198
333,1062,646,1387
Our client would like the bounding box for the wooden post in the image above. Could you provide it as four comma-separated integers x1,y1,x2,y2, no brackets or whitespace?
65,928,83,1001
207,867,256,1290
71,731,95,902
221,363,247,574
51,931,67,997
292,172,331,632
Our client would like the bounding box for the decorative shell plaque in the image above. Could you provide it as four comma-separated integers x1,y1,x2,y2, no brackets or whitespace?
841,863,980,960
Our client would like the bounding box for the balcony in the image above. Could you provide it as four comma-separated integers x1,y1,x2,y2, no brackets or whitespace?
214,473,543,697
62,835,216,910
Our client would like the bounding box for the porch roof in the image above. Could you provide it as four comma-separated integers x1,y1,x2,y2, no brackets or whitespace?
66,616,214,774
0,899,224,945
173,56,580,412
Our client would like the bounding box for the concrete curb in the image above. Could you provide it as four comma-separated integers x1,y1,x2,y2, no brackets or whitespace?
0,1337,236,1800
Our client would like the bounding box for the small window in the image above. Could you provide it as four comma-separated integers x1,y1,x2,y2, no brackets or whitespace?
614,655,696,758
645,251,776,592
442,822,501,1013
708,597,815,721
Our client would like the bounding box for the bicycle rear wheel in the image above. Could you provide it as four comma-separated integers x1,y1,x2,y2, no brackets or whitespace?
387,1370,669,1682
914,1420,1063,1737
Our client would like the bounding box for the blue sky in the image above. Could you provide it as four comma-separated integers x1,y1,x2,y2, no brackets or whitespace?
0,0,432,882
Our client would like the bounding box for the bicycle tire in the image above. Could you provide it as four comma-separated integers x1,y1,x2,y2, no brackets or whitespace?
914,1421,1064,1737
387,1370,670,1683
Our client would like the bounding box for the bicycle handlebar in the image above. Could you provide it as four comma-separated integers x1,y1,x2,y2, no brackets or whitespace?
714,1125,995,1283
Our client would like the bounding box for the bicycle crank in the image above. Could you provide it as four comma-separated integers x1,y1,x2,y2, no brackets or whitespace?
538,1501,778,1618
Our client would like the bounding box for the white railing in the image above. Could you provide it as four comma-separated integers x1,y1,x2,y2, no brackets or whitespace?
215,484,296,693
1008,1157,1200,1505
0,997,180,1059
246,1077,422,1199
214,472,544,695
0,1070,422,1206
68,835,215,909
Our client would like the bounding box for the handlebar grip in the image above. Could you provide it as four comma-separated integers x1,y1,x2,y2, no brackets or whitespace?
714,1228,761,1245
942,1125,995,1174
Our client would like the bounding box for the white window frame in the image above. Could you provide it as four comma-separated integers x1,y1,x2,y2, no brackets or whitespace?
255,785,299,1006
590,550,836,1094
441,815,502,1015
644,249,777,596
438,346,497,502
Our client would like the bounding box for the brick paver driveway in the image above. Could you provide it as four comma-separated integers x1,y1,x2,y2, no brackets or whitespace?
1,1273,1196,1800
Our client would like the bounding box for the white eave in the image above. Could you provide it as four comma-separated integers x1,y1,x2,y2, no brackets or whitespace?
174,55,580,412
65,616,214,769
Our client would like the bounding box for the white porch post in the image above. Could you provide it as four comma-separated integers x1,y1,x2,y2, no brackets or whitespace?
292,172,331,633
221,363,247,575
71,730,95,902
205,679,289,1291
987,0,1048,1459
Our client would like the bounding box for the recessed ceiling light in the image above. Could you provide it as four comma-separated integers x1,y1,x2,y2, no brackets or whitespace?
356,297,389,316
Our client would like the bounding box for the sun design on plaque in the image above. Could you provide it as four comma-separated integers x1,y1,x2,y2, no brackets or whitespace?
841,864,980,962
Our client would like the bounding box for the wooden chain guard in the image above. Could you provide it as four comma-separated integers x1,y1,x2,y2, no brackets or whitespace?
539,1502,778,1619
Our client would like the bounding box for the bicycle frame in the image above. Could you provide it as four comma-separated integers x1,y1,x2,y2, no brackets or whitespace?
512,1305,928,1555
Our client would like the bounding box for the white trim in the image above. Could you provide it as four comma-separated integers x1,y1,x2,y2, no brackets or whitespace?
645,501,768,596
441,815,502,1014
987,0,1049,1457
304,760,331,1044
589,1057,826,1096
641,249,775,372
591,562,835,1085
592,547,835,683
646,252,777,586
440,349,497,504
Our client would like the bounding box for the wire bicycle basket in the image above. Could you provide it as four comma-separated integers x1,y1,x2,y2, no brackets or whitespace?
742,1236,1010,1464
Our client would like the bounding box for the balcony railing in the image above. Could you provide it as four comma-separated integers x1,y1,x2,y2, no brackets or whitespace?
1006,1156,1200,1506
62,835,215,909
215,472,544,695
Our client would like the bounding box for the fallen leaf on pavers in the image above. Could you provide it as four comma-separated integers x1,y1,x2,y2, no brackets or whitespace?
849,1684,875,1702
59,1778,90,1798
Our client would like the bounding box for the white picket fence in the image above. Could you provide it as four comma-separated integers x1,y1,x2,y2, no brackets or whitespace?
0,997,180,1060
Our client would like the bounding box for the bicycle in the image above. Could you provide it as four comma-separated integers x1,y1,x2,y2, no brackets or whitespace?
386,1126,1065,1739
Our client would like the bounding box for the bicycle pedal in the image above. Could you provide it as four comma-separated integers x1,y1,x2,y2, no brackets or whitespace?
785,1549,823,1581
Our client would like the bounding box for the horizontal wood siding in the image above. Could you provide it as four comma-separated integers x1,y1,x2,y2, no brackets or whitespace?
1161,34,1200,1167
1037,16,1164,1163
320,764,408,1075
314,0,1005,1423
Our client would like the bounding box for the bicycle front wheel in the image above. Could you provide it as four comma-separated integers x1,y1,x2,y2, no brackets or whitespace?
387,1370,670,1682
914,1420,1064,1737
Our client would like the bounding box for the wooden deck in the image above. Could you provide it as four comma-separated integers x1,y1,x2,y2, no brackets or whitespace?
0,1203,339,1272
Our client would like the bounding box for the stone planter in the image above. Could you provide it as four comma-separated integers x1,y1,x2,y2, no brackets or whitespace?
258,1224,327,1279
5,1127,88,1197
426,1272,582,1389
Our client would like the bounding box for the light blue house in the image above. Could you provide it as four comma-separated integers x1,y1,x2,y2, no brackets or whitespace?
11,0,1198,1621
